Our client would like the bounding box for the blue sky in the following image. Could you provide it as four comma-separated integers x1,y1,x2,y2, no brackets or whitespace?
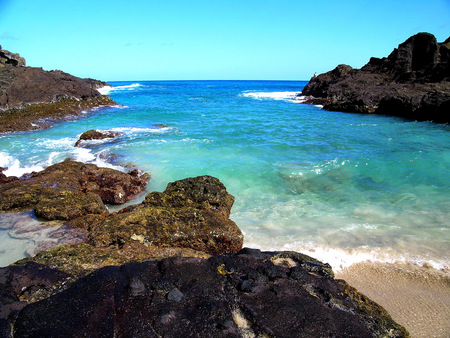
0,0,449,81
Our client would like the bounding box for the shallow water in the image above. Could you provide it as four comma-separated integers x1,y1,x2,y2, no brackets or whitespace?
0,81,449,270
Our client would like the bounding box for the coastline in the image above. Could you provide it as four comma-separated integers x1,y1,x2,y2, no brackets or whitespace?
336,261,450,337
0,95,116,133
1,79,448,336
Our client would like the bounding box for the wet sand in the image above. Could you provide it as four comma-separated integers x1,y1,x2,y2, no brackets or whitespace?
336,262,450,338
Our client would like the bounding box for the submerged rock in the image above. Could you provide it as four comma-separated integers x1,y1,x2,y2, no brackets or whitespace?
0,159,150,220
302,32,450,122
4,249,408,337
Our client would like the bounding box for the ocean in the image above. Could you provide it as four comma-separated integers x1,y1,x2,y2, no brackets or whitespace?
0,80,449,271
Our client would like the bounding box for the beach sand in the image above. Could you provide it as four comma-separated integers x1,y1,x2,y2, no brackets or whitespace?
336,262,450,338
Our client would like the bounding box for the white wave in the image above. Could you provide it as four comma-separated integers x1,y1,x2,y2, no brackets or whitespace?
295,95,308,103
244,239,449,272
70,147,126,172
0,151,44,177
72,147,96,163
40,137,76,149
98,83,142,95
108,126,171,134
241,91,302,103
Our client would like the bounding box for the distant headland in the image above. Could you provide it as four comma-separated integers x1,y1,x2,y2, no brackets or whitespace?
301,32,450,123
0,46,115,133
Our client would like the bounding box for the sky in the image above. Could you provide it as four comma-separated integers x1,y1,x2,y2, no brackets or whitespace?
0,0,449,81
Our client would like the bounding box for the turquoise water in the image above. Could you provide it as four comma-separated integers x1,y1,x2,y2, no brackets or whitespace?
0,81,449,270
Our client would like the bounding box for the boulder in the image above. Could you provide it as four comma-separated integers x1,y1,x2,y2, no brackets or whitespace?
7,250,408,337
75,129,123,147
0,159,150,220
79,176,243,255
302,33,450,122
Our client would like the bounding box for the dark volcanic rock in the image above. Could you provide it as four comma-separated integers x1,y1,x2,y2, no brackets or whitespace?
0,47,116,132
302,33,450,123
75,129,123,147
10,250,408,337
0,47,25,67
0,261,73,337
0,159,150,220
82,176,243,255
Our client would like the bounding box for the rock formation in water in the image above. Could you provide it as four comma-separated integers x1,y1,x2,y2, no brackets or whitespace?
0,159,150,219
301,32,450,123
74,129,123,147
0,46,116,132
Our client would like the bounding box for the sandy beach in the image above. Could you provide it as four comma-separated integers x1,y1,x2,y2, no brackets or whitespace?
336,262,450,337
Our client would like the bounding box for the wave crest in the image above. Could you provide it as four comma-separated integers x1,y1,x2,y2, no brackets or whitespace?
241,91,302,103
98,83,142,95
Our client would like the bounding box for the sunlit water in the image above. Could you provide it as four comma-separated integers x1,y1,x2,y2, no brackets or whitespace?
1,81,449,270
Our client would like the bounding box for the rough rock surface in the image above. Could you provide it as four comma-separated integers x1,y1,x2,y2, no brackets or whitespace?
75,129,123,147
74,175,243,255
301,32,450,123
1,249,408,337
0,47,116,132
0,159,150,220
0,47,25,67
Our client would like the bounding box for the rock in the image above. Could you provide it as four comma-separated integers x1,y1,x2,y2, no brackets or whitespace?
9,250,408,337
302,33,450,123
17,242,211,278
0,261,73,337
0,47,116,132
75,129,123,147
143,175,235,218
82,175,243,255
0,48,26,67
0,159,150,220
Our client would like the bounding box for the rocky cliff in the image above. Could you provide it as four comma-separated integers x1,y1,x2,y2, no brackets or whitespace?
301,33,450,123
0,46,115,132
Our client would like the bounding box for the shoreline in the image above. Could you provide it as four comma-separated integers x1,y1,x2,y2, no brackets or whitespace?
336,261,450,337
0,95,116,133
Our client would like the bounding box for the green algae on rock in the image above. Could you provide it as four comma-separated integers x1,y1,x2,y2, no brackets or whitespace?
16,242,211,278
80,175,244,255
0,96,116,133
0,159,150,219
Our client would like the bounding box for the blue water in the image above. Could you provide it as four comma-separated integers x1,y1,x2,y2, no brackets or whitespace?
0,81,449,270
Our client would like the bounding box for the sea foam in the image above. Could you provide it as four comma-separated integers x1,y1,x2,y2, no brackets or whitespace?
98,83,142,95
0,151,44,177
241,91,302,103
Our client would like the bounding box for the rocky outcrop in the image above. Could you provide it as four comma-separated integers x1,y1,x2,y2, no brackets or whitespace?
0,47,116,132
70,175,243,255
0,46,25,67
301,33,450,123
75,129,123,147
1,249,409,337
0,159,150,220
1,166,242,265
